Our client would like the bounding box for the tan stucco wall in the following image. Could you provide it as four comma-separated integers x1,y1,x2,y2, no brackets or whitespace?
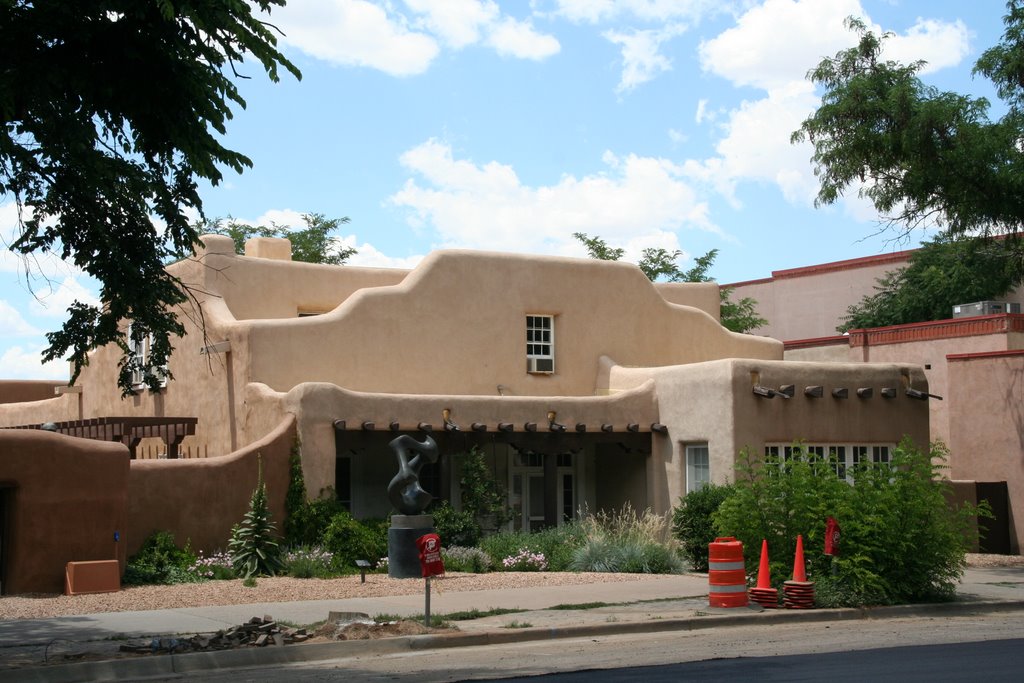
856,334,1010,447
0,380,66,404
606,358,930,508
247,379,661,500
729,255,912,340
126,415,295,556
245,250,781,396
654,282,721,321
0,393,80,427
948,354,1024,553
0,431,129,594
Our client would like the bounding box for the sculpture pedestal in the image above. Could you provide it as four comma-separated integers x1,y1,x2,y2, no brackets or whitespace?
388,514,434,579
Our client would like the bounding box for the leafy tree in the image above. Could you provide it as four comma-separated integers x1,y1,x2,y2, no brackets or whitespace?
839,232,1024,331
572,232,767,333
0,1,300,394
202,212,357,265
793,9,1024,238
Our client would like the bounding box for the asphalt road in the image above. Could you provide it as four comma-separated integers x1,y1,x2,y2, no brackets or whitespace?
135,610,1024,682
472,638,1023,682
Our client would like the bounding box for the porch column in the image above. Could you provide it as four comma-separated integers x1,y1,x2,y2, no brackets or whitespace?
544,452,558,528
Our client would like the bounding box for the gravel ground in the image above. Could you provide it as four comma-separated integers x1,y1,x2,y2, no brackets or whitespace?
0,554,1018,622
0,571,677,621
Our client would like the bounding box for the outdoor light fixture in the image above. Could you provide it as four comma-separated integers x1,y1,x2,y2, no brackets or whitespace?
651,423,668,434
832,388,849,399
471,422,487,432
498,422,514,432
547,411,566,432
442,409,460,432
804,386,824,398
361,421,375,431
856,388,874,399
880,387,897,398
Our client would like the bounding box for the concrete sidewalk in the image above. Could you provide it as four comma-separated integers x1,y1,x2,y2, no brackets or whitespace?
1,567,1021,683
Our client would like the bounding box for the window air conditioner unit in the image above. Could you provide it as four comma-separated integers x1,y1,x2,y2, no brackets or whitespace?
527,357,554,374
952,301,1022,318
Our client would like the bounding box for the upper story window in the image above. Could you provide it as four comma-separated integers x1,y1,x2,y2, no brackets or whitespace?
526,314,554,373
128,324,168,391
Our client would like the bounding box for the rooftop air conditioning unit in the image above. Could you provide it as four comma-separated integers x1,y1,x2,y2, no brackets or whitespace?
952,301,1022,318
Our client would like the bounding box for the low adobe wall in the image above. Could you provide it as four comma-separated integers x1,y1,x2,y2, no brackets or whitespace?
0,430,129,594
126,414,296,556
0,380,65,404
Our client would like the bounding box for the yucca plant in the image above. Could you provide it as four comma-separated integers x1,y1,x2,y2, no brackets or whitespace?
230,460,285,578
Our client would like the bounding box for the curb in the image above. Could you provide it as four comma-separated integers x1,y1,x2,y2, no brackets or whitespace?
6,598,1024,683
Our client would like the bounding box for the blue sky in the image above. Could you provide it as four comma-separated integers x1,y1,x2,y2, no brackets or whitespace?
0,0,1011,379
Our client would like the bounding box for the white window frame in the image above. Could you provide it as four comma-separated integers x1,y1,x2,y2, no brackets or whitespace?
128,324,168,391
526,314,555,374
685,444,710,494
764,443,894,483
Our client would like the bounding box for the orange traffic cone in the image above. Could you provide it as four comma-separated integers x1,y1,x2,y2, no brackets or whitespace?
792,534,807,582
749,539,779,608
756,539,771,589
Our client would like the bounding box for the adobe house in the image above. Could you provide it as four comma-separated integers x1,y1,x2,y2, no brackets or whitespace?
0,236,931,590
730,253,1024,554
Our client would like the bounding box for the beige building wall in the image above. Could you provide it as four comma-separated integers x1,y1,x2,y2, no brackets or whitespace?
948,351,1024,553
728,251,914,340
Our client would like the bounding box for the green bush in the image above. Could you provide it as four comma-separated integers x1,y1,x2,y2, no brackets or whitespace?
123,531,199,585
480,524,586,572
441,545,493,573
321,511,387,572
284,547,336,578
431,501,481,547
671,483,737,572
714,439,986,606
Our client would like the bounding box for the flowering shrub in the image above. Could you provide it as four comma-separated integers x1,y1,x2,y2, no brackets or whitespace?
188,550,236,581
284,546,335,578
502,548,547,571
442,545,492,573
377,556,389,573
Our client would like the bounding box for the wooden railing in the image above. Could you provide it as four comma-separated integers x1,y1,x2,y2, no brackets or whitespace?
3,417,197,459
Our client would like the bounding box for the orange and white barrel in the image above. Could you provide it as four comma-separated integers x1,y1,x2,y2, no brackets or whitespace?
708,536,748,608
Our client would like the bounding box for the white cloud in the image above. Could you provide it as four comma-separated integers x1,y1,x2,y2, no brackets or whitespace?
275,0,440,76
404,0,499,49
695,98,708,124
0,301,41,337
27,276,100,319
0,343,69,381
389,138,722,254
605,24,685,92
552,0,721,24
255,209,308,228
341,236,425,269
885,18,972,75
274,1,560,75
487,17,561,60
699,0,867,92
692,0,972,218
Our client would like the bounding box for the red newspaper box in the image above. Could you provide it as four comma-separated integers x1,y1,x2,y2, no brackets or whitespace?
416,533,445,577
824,516,841,556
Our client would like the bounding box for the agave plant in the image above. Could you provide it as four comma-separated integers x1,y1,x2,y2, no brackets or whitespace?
229,459,285,578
